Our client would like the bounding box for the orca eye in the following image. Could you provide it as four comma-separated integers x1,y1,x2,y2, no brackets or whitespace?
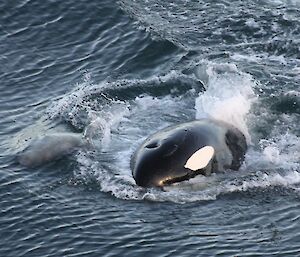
145,141,159,149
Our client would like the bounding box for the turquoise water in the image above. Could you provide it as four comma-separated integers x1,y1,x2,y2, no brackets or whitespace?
0,0,299,256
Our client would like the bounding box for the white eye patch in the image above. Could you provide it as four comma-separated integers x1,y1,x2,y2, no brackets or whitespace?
184,146,215,171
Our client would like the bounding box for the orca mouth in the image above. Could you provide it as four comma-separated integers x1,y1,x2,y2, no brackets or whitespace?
160,168,206,186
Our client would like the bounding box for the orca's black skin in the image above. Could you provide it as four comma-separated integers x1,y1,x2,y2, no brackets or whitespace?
131,119,247,187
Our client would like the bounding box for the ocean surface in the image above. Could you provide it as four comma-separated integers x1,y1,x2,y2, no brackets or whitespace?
1,0,300,256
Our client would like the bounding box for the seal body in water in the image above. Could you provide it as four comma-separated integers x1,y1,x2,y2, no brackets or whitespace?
131,119,247,187
18,133,86,167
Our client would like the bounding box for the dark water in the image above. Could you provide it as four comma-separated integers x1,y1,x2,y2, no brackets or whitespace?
1,0,300,256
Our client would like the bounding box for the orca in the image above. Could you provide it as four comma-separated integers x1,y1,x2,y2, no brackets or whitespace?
131,119,247,187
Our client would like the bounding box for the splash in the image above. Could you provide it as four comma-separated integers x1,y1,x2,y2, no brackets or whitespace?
83,103,130,151
194,62,257,143
45,64,299,203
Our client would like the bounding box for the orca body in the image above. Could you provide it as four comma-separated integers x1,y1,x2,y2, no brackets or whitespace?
131,119,247,187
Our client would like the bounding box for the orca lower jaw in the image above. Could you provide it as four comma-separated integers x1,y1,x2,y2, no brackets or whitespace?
159,168,206,186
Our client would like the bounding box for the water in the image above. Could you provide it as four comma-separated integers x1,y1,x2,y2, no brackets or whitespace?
1,0,299,256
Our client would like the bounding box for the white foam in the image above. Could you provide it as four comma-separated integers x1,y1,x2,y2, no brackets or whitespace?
231,53,262,63
245,18,260,29
226,171,300,192
47,72,94,122
74,151,144,200
194,62,256,142
263,146,280,164
84,102,130,151
260,133,300,170
230,53,289,66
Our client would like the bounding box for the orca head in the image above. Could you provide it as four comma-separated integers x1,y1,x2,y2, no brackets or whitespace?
131,126,215,187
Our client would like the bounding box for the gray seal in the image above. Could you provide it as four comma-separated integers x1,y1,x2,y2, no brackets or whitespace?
18,133,86,167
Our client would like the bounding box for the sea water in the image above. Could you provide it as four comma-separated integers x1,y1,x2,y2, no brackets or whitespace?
0,0,299,256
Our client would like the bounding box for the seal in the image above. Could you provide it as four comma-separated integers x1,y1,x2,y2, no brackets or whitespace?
131,119,247,187
18,132,86,167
